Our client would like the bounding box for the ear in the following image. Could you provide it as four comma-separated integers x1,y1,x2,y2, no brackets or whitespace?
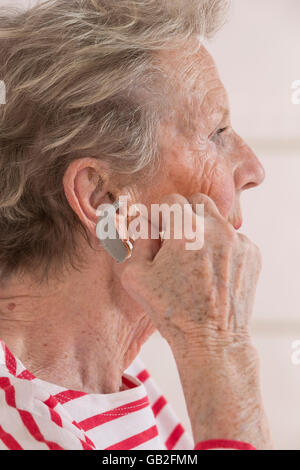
63,157,114,236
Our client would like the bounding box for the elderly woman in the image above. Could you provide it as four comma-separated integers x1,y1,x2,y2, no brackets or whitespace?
0,0,272,450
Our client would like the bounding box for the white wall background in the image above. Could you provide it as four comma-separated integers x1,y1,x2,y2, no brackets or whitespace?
1,0,300,450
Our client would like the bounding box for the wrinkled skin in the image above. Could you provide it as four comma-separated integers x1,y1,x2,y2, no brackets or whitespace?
121,45,265,232
122,193,262,341
0,45,271,447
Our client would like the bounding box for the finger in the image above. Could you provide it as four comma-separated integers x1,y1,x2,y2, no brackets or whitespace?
119,218,160,292
188,193,223,220
130,235,161,264
127,215,161,264
237,233,263,274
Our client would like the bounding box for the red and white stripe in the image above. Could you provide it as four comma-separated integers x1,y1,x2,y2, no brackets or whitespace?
125,359,194,450
0,340,192,450
0,341,255,451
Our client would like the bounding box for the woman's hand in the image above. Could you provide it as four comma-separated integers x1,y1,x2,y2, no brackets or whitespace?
122,193,260,350
121,193,272,449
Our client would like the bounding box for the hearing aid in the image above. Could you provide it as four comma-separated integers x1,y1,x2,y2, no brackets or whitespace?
96,200,133,263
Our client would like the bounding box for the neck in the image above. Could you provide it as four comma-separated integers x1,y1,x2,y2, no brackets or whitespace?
0,253,153,394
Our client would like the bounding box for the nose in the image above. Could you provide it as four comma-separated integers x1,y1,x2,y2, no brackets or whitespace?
233,134,265,191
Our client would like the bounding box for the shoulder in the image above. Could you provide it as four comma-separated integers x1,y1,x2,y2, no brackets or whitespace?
0,366,93,450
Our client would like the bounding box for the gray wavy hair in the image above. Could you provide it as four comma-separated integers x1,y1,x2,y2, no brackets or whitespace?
0,0,228,282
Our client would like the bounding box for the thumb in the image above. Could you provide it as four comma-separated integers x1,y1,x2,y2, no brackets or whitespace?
117,216,160,292
119,221,160,306
189,193,223,219
129,216,161,264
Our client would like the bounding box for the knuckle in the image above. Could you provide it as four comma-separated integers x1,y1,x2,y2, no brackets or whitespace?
237,233,253,253
237,232,250,245
189,193,220,219
189,193,210,206
223,223,236,242
237,234,262,267
206,217,236,243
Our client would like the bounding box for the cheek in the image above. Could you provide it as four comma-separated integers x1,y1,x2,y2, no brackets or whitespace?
165,147,235,218
139,140,235,219
202,158,235,218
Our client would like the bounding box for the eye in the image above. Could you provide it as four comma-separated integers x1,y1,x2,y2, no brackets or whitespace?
210,126,228,143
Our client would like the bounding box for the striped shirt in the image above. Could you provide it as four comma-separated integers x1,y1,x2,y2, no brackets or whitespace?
0,340,194,450
0,340,256,451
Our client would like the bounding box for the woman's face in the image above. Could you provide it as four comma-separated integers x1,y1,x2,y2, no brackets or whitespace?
132,45,265,230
